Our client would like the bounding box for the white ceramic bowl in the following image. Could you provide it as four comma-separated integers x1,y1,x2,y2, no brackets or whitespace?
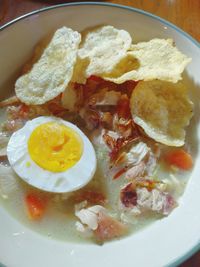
0,3,200,267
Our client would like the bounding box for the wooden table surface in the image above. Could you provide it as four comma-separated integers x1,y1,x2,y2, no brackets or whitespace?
0,0,199,266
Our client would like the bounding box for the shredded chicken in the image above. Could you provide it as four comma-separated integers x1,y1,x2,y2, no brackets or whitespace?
145,151,157,176
94,90,121,106
103,132,139,163
79,108,100,130
120,180,176,216
75,221,93,237
125,141,150,165
113,116,135,138
3,119,26,132
101,112,113,128
94,211,128,242
75,204,106,230
75,204,127,241
136,187,175,215
90,129,109,148
3,104,50,133
125,161,146,180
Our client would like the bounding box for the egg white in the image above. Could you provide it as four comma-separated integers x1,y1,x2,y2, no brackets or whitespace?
7,116,97,193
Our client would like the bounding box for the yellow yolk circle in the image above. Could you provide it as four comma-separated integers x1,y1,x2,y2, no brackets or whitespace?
28,122,83,172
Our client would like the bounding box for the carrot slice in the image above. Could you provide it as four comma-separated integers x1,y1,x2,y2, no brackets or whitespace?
164,149,193,170
113,167,127,180
25,193,48,220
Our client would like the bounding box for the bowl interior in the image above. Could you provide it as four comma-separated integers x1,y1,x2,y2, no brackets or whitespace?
0,3,200,267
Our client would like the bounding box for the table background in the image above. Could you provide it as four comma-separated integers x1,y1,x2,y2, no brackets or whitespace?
0,0,199,266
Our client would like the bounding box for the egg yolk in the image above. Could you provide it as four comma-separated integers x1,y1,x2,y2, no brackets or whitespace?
28,122,83,172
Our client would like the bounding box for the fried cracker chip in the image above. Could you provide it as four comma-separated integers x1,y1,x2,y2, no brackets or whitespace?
130,80,193,146
78,25,132,79
15,27,81,105
61,82,77,112
71,56,90,84
104,39,191,83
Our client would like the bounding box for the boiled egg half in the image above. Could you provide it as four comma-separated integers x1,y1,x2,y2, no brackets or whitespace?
7,116,96,193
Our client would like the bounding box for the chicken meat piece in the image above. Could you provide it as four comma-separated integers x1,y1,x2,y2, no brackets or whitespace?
75,204,128,241
125,161,146,180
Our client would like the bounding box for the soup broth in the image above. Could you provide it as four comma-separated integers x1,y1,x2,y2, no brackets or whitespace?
0,108,192,243
0,25,194,244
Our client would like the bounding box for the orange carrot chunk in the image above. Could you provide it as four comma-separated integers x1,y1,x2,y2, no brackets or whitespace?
113,167,127,180
25,193,48,220
165,149,193,170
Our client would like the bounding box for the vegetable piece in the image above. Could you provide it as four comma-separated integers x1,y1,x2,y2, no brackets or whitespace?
25,193,48,220
164,149,193,170
113,167,127,180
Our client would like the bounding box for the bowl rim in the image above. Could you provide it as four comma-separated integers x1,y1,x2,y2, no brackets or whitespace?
0,2,199,267
0,1,199,49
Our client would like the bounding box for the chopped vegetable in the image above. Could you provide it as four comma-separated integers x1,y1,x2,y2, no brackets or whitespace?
25,193,48,220
164,149,193,170
113,167,127,180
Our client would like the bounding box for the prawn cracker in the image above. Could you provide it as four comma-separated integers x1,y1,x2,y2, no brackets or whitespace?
15,27,81,105
104,39,191,83
130,80,193,146
77,25,132,79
